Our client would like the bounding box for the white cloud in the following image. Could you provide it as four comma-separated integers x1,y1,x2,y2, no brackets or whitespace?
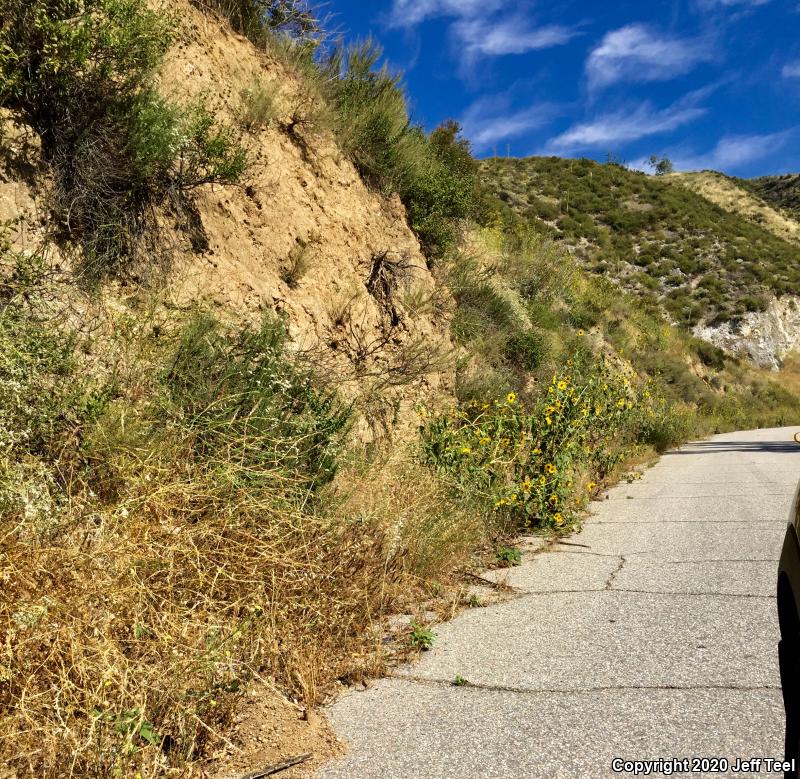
388,0,577,66
461,97,556,151
388,0,505,27
452,17,577,60
663,132,793,172
586,24,713,91
784,61,800,78
696,0,771,7
546,98,707,152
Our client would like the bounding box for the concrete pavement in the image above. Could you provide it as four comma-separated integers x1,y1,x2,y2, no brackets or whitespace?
320,428,800,778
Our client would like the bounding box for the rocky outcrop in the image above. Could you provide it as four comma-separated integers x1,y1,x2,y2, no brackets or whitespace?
694,296,800,370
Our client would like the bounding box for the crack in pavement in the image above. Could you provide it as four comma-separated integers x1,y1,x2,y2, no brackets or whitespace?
591,520,787,525
604,556,626,589
481,587,776,600
389,675,782,697
549,548,779,564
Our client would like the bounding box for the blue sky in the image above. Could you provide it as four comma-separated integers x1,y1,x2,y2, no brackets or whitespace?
326,0,800,177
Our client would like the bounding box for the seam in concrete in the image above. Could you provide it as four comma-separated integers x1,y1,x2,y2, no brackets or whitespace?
605,556,626,589
550,549,779,564
590,520,787,525
391,676,781,696
606,493,795,501
496,587,776,600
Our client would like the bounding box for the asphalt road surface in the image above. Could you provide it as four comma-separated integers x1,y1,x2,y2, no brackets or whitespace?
320,427,800,779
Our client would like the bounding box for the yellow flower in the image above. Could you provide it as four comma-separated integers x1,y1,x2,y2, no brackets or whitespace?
617,399,626,408
554,513,564,525
587,481,597,491
545,416,553,426
500,437,510,448
549,494,558,505
539,476,547,485
507,392,517,404
479,436,491,445
557,381,567,390
577,329,585,336
532,447,542,455
522,479,532,493
545,463,557,474
545,405,556,414
461,446,472,454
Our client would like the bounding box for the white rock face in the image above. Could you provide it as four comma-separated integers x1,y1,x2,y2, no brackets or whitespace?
693,296,800,371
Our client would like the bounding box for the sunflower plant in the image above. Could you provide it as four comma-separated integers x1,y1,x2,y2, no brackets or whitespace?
419,355,662,528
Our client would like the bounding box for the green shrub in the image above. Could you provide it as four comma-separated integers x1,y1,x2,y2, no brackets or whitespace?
197,0,321,48
421,358,665,528
238,80,277,131
159,312,350,494
505,330,549,372
321,41,482,257
692,339,727,370
0,0,245,278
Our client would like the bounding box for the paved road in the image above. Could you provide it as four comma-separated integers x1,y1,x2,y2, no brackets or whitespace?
320,428,800,778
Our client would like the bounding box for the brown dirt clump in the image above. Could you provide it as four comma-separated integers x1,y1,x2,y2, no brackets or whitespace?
203,683,342,779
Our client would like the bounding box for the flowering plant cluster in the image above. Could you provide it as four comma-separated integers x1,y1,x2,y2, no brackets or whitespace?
420,355,663,528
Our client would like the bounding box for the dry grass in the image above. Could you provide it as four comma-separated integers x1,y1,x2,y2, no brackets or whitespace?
0,260,500,778
670,171,800,246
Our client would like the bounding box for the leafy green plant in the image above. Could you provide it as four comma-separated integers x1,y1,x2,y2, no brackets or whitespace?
409,621,437,650
239,80,277,131
453,675,469,686
197,0,322,48
159,312,351,494
320,41,483,257
421,354,666,528
0,0,246,278
495,546,522,567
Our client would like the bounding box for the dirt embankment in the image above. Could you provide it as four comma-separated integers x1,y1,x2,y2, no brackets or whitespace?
158,3,454,440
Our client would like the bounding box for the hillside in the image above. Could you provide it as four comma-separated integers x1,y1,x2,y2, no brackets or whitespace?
670,170,800,245
747,173,800,220
2,2,800,778
481,156,800,329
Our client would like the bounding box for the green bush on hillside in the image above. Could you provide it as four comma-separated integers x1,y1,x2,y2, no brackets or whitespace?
196,0,321,48
0,0,246,278
481,156,800,325
421,357,674,529
321,41,482,256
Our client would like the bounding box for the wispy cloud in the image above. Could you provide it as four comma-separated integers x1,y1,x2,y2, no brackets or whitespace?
388,0,577,66
461,96,557,151
696,0,771,7
784,61,800,78
453,16,577,60
388,0,506,28
545,94,708,153
586,24,713,91
662,132,793,172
